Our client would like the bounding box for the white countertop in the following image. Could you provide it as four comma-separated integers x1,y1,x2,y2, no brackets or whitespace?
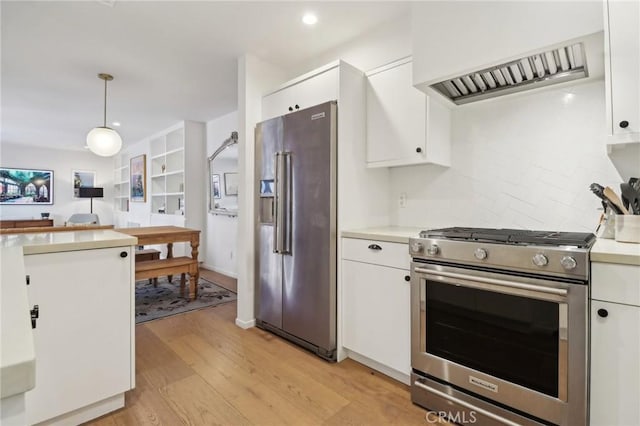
591,238,640,266
341,226,423,244
1,247,36,399
0,230,138,255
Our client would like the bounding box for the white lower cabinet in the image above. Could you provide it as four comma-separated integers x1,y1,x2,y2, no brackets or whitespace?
341,238,411,384
23,246,134,425
590,263,640,426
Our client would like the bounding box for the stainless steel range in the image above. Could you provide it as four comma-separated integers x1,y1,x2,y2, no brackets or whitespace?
409,227,596,426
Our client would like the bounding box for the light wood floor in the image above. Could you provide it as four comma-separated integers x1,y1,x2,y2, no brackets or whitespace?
87,301,448,425
200,267,237,293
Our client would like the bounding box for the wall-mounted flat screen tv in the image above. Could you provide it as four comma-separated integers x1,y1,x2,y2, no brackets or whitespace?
0,167,54,205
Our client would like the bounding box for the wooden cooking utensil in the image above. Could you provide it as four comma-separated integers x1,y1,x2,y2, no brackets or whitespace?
604,186,630,215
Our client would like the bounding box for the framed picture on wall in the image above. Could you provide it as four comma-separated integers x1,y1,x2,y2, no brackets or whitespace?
224,172,238,196
0,167,54,205
211,174,221,199
130,154,146,202
73,170,96,197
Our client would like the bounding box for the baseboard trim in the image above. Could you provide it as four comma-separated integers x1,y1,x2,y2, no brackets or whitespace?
35,393,124,425
345,350,410,385
201,263,238,279
235,318,256,329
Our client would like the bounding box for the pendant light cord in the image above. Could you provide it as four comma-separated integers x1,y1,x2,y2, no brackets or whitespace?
103,77,108,127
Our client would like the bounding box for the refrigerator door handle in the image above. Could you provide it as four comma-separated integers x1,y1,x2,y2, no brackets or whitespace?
281,152,292,255
273,152,282,253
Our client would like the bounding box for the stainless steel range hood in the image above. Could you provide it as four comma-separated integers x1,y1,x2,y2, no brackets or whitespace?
431,42,588,105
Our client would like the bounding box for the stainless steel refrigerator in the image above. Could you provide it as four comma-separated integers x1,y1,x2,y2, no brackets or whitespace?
255,101,337,361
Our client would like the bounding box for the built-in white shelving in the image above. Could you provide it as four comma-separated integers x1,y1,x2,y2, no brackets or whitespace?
113,152,129,212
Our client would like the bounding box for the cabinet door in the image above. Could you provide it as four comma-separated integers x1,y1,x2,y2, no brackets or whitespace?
366,59,450,168
590,300,640,426
24,247,132,425
366,60,426,165
262,67,339,121
342,259,410,375
607,0,640,135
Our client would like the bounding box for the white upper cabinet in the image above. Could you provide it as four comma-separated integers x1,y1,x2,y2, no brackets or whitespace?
604,0,640,140
366,57,450,168
411,1,603,94
262,64,339,121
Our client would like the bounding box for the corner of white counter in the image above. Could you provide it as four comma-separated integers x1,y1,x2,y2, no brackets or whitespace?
1,246,36,425
591,238,640,266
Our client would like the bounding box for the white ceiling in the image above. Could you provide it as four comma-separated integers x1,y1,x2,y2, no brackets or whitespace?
1,1,409,152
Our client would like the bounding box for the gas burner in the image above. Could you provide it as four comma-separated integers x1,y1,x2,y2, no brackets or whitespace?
419,227,596,248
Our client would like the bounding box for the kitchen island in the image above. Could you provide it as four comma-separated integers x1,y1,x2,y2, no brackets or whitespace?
0,229,137,425
1,246,36,426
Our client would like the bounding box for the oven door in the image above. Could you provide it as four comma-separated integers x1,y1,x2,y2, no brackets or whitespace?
411,261,587,425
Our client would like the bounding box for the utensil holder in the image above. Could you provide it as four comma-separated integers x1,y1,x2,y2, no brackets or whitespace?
597,209,616,239
615,215,640,243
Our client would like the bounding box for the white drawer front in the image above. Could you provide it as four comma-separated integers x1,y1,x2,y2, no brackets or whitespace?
591,262,640,306
342,238,409,270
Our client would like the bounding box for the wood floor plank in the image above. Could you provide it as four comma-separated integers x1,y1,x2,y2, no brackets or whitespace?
158,374,250,426
168,333,321,425
87,275,451,426
153,313,350,422
200,268,237,293
111,389,186,426
135,325,195,390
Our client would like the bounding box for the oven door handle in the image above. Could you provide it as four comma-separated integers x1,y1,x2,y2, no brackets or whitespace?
413,379,522,426
414,267,568,297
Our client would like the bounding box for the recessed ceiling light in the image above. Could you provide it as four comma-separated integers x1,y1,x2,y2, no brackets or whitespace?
112,121,121,127
302,13,318,26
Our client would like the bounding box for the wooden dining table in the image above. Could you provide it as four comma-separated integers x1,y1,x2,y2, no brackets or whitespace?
115,226,201,299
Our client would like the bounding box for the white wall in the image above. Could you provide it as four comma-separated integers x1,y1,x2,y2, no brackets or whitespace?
390,80,621,232
291,13,411,76
204,111,239,277
236,54,286,328
0,143,114,225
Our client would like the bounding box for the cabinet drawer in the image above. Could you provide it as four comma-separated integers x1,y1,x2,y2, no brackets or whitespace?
591,262,640,306
342,238,409,270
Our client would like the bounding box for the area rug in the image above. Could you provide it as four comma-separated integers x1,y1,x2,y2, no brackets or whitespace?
135,276,236,324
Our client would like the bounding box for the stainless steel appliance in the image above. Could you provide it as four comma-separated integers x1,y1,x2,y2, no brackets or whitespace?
255,101,337,361
409,228,596,426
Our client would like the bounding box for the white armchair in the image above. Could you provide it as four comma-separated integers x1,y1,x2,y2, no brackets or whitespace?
66,214,100,226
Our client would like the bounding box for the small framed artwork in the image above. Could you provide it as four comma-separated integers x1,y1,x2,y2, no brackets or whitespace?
73,170,96,197
224,172,238,196
130,154,147,202
0,167,53,205
211,174,221,199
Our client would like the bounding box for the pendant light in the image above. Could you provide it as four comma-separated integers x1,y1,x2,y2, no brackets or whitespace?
86,73,122,157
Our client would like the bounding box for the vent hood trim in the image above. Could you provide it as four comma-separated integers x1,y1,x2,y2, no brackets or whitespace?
430,43,589,105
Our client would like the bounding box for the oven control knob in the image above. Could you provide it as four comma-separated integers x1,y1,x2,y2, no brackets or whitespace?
532,253,548,267
427,244,439,256
411,241,424,253
474,248,488,260
560,256,577,270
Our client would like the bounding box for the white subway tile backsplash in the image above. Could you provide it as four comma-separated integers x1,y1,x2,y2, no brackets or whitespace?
390,81,621,232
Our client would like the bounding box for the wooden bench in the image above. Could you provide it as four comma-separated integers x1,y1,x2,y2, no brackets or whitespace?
135,257,199,298
135,249,160,286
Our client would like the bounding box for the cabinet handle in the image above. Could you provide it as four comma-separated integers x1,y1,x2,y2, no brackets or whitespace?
597,308,608,318
120,251,128,258
416,147,423,153
295,104,300,110
26,275,30,285
404,275,411,282
31,305,39,329
619,120,629,129
288,106,293,112
367,244,382,251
